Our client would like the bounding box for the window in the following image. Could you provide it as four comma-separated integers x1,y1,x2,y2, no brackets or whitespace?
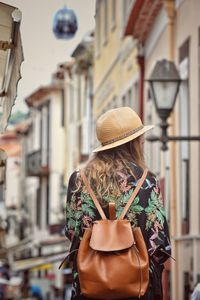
78,76,82,121
111,0,116,30
40,101,50,166
78,125,82,161
179,39,190,234
47,102,50,164
46,180,49,225
0,184,3,202
122,95,126,106
112,96,118,108
103,0,108,45
127,88,132,107
70,84,74,122
36,184,41,228
39,109,43,167
133,81,139,113
121,87,134,108
107,96,117,110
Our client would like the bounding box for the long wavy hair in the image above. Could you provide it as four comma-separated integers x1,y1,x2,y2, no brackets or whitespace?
80,136,146,199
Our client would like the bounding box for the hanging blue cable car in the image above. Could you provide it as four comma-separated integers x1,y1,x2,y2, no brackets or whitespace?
53,6,78,39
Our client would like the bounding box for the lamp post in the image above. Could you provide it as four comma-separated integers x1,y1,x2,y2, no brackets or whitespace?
146,59,200,150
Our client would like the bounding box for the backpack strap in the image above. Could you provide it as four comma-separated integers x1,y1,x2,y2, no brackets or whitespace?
119,169,148,220
109,202,116,220
80,170,107,220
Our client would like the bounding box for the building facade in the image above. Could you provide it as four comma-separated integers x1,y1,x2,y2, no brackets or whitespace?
0,1,24,271
124,0,200,299
93,0,141,147
63,31,94,181
0,1,24,133
0,130,22,260
9,81,69,297
0,27,94,296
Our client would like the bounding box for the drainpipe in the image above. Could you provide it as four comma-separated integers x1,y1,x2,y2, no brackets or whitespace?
163,1,177,299
136,43,145,122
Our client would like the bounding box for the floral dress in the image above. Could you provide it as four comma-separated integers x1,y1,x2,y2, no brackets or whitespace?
65,163,171,300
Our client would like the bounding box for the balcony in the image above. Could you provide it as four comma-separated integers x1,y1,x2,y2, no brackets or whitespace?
26,150,49,177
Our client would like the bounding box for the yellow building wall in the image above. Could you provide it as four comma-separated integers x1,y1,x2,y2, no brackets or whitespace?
94,0,121,89
93,0,139,118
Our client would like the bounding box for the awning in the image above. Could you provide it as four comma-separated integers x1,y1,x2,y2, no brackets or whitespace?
12,252,68,272
31,263,53,271
0,2,24,133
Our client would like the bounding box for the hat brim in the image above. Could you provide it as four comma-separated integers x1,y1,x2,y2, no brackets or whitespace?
93,125,155,153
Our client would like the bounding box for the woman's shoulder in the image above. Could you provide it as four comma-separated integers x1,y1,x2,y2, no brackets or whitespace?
67,169,82,191
69,169,80,180
68,170,77,184
129,162,157,188
147,169,157,182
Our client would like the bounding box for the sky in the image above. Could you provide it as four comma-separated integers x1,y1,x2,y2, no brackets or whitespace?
2,0,95,113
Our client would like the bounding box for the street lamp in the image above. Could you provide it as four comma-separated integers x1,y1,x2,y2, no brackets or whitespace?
53,6,78,40
147,59,200,150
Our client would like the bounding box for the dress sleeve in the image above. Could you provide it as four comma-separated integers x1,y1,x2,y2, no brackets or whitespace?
65,171,84,242
145,179,171,264
65,170,98,243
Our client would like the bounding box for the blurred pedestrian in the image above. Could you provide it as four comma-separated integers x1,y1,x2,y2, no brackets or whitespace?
49,285,62,300
30,284,43,300
192,283,200,300
65,107,172,300
0,282,5,300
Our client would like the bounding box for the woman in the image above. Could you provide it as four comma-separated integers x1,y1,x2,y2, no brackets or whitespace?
65,107,171,300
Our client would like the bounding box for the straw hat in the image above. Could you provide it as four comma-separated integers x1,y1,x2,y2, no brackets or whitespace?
93,107,154,153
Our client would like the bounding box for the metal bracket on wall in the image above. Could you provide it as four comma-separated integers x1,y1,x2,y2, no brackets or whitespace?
0,41,14,51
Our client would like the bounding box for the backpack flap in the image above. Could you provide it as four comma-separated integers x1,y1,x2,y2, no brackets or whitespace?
89,220,135,252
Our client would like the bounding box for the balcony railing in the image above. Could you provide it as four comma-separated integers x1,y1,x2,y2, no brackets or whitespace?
26,150,49,176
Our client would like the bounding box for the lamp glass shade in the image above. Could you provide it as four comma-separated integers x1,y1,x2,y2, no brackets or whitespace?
150,80,180,112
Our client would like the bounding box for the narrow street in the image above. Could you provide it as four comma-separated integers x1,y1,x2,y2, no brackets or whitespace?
1,0,200,299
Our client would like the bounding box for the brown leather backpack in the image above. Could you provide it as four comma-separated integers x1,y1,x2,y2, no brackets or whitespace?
77,169,149,299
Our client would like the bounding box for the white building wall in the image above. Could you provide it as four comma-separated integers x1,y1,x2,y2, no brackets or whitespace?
82,71,93,155
49,90,65,225
41,177,47,229
5,156,21,208
50,91,65,173
33,111,41,152
26,110,41,154
41,105,48,166
49,172,60,225
65,77,77,180
5,155,22,247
